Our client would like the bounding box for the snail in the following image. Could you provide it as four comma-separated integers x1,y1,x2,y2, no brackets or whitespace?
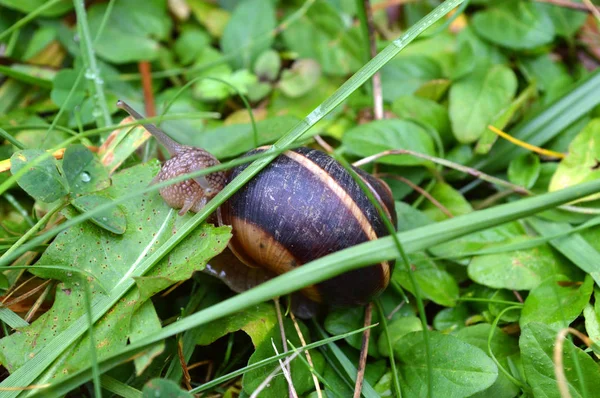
116,100,397,307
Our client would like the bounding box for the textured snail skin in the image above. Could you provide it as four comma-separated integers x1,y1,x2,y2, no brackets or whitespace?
154,147,227,215
221,147,397,307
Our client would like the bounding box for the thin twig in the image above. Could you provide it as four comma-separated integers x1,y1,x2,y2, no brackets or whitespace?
15,282,47,322
553,328,593,398
376,173,454,218
250,349,301,398
314,135,334,153
582,0,600,21
354,149,530,195
289,311,322,398
2,280,51,308
535,0,600,13
178,339,193,390
353,303,373,398
138,61,156,117
363,0,383,120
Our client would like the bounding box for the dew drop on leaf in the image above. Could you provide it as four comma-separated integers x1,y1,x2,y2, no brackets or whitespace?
80,172,91,183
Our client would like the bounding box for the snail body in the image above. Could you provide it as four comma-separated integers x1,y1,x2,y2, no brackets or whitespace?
117,101,397,306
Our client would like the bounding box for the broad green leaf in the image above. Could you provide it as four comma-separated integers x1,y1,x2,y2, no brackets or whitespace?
391,95,452,146
342,119,436,167
472,0,555,50
549,118,600,202
508,153,540,189
468,239,576,290
279,59,321,98
196,303,277,348
380,56,442,102
142,378,193,398
87,0,172,63
449,65,517,143
521,322,600,398
281,0,362,76
130,300,163,374
395,331,498,397
421,182,472,222
0,0,72,16
430,222,525,260
395,201,433,232
393,252,459,307
22,25,56,60
433,304,469,332
540,0,587,38
10,149,69,203
71,194,127,235
62,144,110,194
519,54,573,101
325,307,380,356
254,49,281,81
584,298,600,347
378,316,422,357
50,69,86,111
221,0,276,69
456,324,520,398
521,275,593,330
242,317,325,397
174,28,210,66
0,163,231,381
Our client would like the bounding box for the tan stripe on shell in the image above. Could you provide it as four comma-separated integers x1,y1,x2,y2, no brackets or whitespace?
283,151,391,280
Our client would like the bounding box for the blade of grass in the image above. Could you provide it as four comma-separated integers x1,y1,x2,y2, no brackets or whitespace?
99,375,142,398
528,218,600,286
375,299,401,398
473,68,600,172
72,0,112,128
313,322,379,398
0,308,29,329
25,178,600,397
0,0,64,42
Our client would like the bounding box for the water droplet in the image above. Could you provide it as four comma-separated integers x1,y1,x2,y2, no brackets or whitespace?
102,217,108,222
80,172,91,182
67,272,72,277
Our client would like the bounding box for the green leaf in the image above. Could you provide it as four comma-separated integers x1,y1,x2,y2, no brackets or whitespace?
468,239,576,290
421,182,472,222
71,194,126,235
342,119,436,166
521,322,600,398
174,27,210,66
325,307,380,356
254,49,281,81
380,56,442,102
50,69,86,111
10,149,69,203
62,144,110,195
378,316,422,357
281,0,362,76
393,252,459,307
549,118,600,202
456,324,520,398
87,0,172,64
220,0,276,69
0,163,231,381
449,65,518,143
584,300,600,347
521,275,593,330
472,0,555,50
279,59,321,98
540,0,587,38
395,331,498,397
508,153,541,189
196,303,278,348
142,378,193,398
391,95,452,146
433,304,469,332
